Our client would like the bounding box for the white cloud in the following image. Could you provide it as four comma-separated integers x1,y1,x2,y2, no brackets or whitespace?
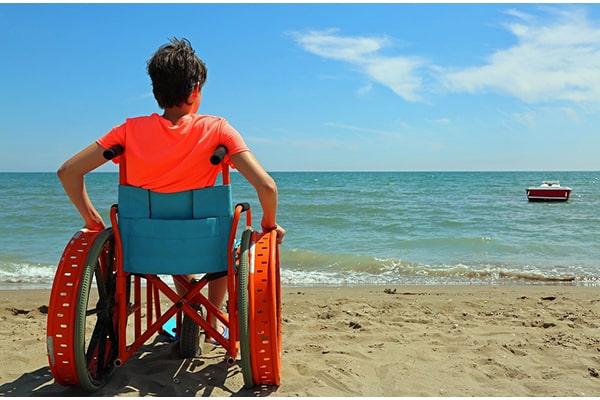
503,8,536,23
293,29,387,62
442,8,600,104
364,57,424,101
292,30,426,102
293,8,600,105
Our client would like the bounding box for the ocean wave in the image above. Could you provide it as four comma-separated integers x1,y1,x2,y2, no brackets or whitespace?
1,249,599,289
0,262,56,284
281,249,600,285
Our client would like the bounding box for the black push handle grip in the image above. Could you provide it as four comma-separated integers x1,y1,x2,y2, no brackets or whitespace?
210,145,228,165
104,144,226,163
235,202,251,212
103,145,124,160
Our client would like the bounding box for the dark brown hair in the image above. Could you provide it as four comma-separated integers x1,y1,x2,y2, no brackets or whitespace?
147,38,207,109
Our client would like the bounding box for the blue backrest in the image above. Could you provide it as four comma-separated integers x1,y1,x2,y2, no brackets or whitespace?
117,184,233,275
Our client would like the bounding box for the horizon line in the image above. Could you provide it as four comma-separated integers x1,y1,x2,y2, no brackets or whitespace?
2,169,600,173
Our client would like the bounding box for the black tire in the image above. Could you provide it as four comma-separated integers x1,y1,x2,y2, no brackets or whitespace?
238,228,254,388
73,228,119,392
179,307,205,358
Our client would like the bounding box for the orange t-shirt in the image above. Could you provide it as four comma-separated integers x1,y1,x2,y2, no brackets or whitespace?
97,113,249,193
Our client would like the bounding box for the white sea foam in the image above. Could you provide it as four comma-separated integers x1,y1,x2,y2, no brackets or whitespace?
0,262,56,284
1,255,599,290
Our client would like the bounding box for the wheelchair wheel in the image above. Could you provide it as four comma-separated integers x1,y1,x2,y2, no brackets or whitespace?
179,307,205,358
249,231,282,386
238,230,281,388
72,228,119,392
237,228,254,388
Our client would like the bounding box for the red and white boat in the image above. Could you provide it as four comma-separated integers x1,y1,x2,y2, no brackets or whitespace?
526,181,572,202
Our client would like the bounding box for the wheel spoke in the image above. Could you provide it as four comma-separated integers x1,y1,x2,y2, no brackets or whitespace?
95,262,108,305
85,321,103,365
96,329,107,378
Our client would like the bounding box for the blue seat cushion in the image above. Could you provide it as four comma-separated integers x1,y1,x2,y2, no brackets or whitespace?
117,185,232,275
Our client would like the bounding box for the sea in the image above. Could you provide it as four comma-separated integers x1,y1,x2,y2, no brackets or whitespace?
1,171,599,289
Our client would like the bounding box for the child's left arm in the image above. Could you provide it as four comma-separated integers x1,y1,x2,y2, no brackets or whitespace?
57,143,108,230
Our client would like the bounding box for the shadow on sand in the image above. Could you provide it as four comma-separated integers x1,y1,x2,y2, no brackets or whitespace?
0,336,277,397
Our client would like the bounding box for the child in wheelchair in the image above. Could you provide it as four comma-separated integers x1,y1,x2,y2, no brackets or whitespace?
57,37,285,345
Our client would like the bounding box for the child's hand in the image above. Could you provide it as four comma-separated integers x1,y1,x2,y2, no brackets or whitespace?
273,225,286,244
262,223,285,244
84,213,106,231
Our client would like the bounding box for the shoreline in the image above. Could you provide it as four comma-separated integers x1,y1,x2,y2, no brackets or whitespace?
1,285,599,396
1,278,599,291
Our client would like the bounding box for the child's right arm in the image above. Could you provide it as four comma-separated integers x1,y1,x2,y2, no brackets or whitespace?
231,151,285,244
57,143,109,230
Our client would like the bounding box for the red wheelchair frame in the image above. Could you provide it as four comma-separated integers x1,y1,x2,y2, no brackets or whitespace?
46,146,281,391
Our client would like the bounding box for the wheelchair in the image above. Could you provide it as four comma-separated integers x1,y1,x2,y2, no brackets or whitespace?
46,145,281,391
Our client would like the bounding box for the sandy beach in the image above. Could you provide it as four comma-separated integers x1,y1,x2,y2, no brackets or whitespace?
0,285,599,396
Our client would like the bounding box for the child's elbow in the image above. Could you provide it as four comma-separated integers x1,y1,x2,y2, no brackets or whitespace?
56,163,72,180
56,164,66,179
259,176,278,195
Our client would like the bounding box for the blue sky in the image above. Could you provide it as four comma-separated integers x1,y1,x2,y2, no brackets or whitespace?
1,4,599,171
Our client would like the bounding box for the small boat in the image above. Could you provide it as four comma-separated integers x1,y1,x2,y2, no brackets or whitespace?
526,181,572,202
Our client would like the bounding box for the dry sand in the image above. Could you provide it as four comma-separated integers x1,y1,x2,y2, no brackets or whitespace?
0,285,599,396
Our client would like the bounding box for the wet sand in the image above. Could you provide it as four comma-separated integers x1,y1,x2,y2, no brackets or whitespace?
1,285,599,396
